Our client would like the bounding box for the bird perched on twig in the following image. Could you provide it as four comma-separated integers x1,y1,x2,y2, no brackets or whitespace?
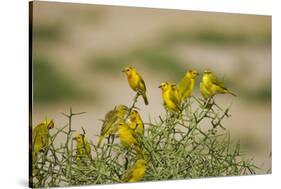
117,121,142,153
122,66,149,105
129,110,144,137
122,159,147,182
32,119,54,162
97,105,129,147
200,70,236,99
159,82,181,113
73,133,91,160
178,70,199,101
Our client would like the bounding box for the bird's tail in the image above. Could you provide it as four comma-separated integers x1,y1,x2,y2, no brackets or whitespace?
142,93,149,105
97,136,104,147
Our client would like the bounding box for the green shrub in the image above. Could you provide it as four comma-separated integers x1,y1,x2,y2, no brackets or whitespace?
30,96,257,188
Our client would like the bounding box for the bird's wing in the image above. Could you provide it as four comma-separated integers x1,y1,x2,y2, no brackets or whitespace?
104,109,115,121
32,125,40,143
100,110,117,135
210,74,226,89
170,93,180,106
169,90,181,110
137,74,146,92
41,135,49,147
132,128,140,143
84,141,91,155
178,77,191,94
32,123,47,142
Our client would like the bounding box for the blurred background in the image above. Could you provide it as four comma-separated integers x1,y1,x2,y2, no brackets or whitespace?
31,2,271,173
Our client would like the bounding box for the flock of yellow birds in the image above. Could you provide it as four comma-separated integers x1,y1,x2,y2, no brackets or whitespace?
32,66,235,183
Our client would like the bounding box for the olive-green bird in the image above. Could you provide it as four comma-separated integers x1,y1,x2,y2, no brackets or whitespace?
73,133,91,160
178,70,199,101
159,82,181,113
97,105,129,147
200,70,236,99
122,159,147,183
122,66,149,105
32,119,54,162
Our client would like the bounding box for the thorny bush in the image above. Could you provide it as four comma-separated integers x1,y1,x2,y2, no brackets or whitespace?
30,96,257,188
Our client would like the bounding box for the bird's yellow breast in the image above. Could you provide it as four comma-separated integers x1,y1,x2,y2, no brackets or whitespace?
128,73,139,91
200,74,215,99
129,121,144,136
118,126,137,147
162,90,178,112
130,167,146,182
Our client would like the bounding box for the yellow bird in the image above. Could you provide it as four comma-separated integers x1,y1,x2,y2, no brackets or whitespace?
73,133,91,160
129,110,144,137
32,119,54,162
122,159,147,183
159,82,181,113
200,70,236,99
171,83,181,105
97,105,129,147
122,66,149,105
178,70,199,101
117,121,139,149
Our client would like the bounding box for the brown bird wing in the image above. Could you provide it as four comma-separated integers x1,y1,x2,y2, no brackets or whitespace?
100,110,117,135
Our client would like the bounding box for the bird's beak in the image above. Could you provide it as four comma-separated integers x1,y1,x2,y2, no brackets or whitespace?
121,69,126,73
158,85,162,88
72,137,77,141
